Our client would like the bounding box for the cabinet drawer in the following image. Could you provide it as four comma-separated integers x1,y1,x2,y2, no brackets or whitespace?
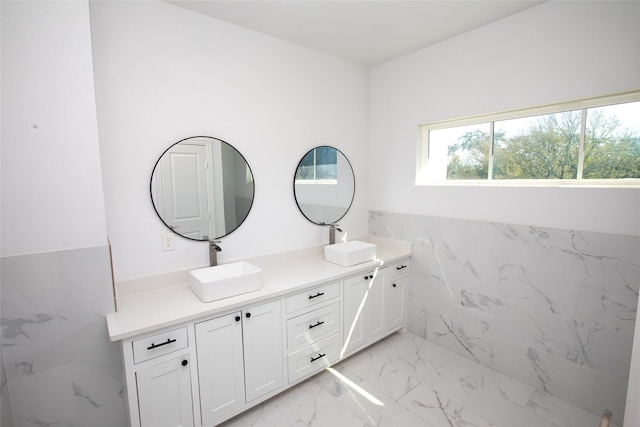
286,302,340,350
286,281,340,314
390,260,409,277
288,333,342,384
132,327,188,364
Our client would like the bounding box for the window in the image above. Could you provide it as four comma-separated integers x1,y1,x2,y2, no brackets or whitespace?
295,146,338,183
418,92,640,185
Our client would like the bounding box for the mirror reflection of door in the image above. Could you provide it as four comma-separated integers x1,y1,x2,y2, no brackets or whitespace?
151,136,254,241
155,141,213,239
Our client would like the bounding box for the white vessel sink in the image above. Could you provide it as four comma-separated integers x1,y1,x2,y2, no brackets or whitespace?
190,262,262,302
324,240,377,267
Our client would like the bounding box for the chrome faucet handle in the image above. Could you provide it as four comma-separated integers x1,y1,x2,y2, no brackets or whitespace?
329,224,343,245
209,240,222,267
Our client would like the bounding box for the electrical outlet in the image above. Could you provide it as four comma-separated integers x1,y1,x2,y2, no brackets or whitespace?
162,232,175,251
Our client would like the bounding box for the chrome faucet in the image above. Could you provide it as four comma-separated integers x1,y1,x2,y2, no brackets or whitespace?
329,224,343,245
209,240,222,266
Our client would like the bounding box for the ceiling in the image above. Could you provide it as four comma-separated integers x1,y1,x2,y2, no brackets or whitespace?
167,1,545,67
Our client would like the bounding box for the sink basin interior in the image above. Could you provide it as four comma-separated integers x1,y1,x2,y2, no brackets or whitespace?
324,240,377,267
190,261,262,302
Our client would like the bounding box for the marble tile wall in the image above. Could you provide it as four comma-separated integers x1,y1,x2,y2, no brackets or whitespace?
369,211,639,420
0,245,126,427
2,343,13,426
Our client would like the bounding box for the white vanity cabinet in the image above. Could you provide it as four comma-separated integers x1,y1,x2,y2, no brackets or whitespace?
387,261,409,331
284,281,342,383
194,312,245,425
237,300,284,402
136,355,194,427
109,241,411,427
342,268,388,356
196,299,284,426
342,260,410,356
122,326,196,427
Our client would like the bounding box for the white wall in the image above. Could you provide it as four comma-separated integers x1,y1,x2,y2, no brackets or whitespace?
90,1,369,281
1,3,120,426
1,0,108,256
369,1,640,237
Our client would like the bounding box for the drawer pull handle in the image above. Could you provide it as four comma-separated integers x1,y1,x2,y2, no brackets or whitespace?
147,338,176,351
396,265,407,270
308,292,325,299
310,353,326,362
309,321,325,329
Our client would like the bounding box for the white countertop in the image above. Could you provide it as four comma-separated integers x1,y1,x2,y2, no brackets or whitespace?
106,237,411,341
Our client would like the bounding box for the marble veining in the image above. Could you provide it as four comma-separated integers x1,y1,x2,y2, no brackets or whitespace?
369,211,639,420
436,314,482,364
1,245,122,427
1,314,67,340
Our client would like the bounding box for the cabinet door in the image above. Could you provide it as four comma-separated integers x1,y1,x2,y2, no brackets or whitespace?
243,300,284,402
365,269,387,343
388,275,408,330
136,355,194,427
343,273,370,355
195,312,245,426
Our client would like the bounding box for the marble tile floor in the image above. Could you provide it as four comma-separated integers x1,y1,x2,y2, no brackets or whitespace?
220,330,622,427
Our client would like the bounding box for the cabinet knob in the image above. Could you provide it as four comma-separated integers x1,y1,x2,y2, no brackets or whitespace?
235,315,241,322
181,359,188,367
392,283,397,288
246,312,251,318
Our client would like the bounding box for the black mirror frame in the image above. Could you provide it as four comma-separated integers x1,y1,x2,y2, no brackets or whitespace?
292,145,355,226
150,136,255,241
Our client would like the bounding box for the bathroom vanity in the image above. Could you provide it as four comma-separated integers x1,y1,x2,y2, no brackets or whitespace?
107,237,411,427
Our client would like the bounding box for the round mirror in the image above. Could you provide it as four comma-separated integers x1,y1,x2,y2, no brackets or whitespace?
293,146,355,225
150,136,254,241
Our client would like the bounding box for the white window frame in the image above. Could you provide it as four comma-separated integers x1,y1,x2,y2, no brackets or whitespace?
416,91,640,187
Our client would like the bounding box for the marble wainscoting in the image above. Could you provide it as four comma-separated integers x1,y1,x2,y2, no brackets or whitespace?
369,211,639,420
1,340,13,426
0,245,126,427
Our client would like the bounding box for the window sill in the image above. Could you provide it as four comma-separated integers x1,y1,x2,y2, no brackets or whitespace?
414,179,640,188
